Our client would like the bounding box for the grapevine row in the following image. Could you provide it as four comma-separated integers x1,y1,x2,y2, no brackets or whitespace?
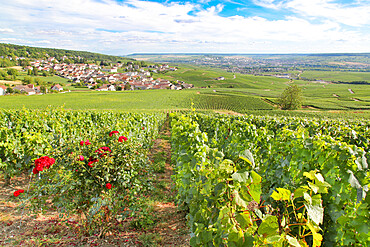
171,112,369,246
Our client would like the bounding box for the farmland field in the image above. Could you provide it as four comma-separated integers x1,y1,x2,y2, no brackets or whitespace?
301,70,370,82
0,89,274,112
155,65,370,111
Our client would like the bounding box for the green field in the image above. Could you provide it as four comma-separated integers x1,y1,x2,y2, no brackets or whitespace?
0,89,275,111
301,70,370,82
156,65,370,111
1,64,370,115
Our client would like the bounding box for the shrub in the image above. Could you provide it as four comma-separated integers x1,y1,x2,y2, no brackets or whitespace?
27,130,153,236
278,85,303,110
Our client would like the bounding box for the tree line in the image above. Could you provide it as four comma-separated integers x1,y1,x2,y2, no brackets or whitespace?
0,43,134,67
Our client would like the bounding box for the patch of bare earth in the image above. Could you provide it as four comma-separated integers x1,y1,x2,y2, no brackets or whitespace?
146,116,190,246
0,117,189,246
214,110,244,116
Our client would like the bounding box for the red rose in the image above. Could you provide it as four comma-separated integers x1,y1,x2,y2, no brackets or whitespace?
33,156,55,174
80,140,84,146
142,127,145,130
109,131,119,137
106,183,112,189
19,189,24,193
100,147,111,152
78,155,84,161
85,139,91,145
13,191,20,197
118,136,128,142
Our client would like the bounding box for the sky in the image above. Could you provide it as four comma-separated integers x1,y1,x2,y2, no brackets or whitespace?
0,0,369,55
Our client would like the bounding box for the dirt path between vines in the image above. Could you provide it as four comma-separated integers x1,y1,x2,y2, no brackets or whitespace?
0,117,189,246
145,115,190,246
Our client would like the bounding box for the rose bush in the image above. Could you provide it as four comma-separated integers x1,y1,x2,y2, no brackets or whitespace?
27,130,155,236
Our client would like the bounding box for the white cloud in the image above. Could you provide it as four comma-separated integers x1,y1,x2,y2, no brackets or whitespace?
252,0,283,9
0,0,369,54
0,28,14,33
286,0,369,27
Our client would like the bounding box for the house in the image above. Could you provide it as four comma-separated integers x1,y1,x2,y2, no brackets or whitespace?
0,85,7,95
51,84,63,91
170,84,182,90
13,85,36,95
102,67,118,73
182,83,194,89
96,84,115,91
102,84,116,91
13,85,27,92
24,88,36,95
134,85,147,90
96,87,108,91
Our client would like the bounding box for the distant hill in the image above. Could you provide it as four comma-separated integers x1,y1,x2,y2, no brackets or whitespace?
0,43,134,64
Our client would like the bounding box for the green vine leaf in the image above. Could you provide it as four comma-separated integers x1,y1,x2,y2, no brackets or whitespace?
258,215,279,238
271,188,291,201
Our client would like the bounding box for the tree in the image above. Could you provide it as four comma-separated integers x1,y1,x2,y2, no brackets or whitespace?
40,85,46,94
6,87,13,94
7,68,18,76
32,66,38,76
124,83,131,90
34,77,43,85
0,70,7,79
22,76,33,85
278,85,303,110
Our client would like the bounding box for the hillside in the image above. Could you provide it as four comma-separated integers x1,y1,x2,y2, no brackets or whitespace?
0,43,134,65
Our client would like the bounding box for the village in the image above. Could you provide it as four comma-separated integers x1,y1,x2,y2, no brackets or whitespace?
0,55,194,96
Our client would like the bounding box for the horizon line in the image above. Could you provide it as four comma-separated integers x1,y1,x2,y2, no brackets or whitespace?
127,52,370,56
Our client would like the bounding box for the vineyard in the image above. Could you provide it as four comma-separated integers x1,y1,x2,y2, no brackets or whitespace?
170,112,369,246
191,92,274,111
0,108,369,246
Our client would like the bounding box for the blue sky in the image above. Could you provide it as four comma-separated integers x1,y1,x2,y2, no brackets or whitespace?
0,0,369,55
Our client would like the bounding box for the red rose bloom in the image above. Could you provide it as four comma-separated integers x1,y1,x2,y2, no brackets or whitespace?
106,183,112,189
19,189,24,193
33,167,38,174
118,136,128,142
13,191,20,197
100,147,111,152
85,139,91,145
142,127,145,130
80,140,84,146
109,131,119,137
33,156,55,174
78,155,84,161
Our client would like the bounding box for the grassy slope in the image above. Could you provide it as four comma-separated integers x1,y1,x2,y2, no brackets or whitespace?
0,90,194,111
1,64,369,114
157,65,370,110
301,71,370,82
